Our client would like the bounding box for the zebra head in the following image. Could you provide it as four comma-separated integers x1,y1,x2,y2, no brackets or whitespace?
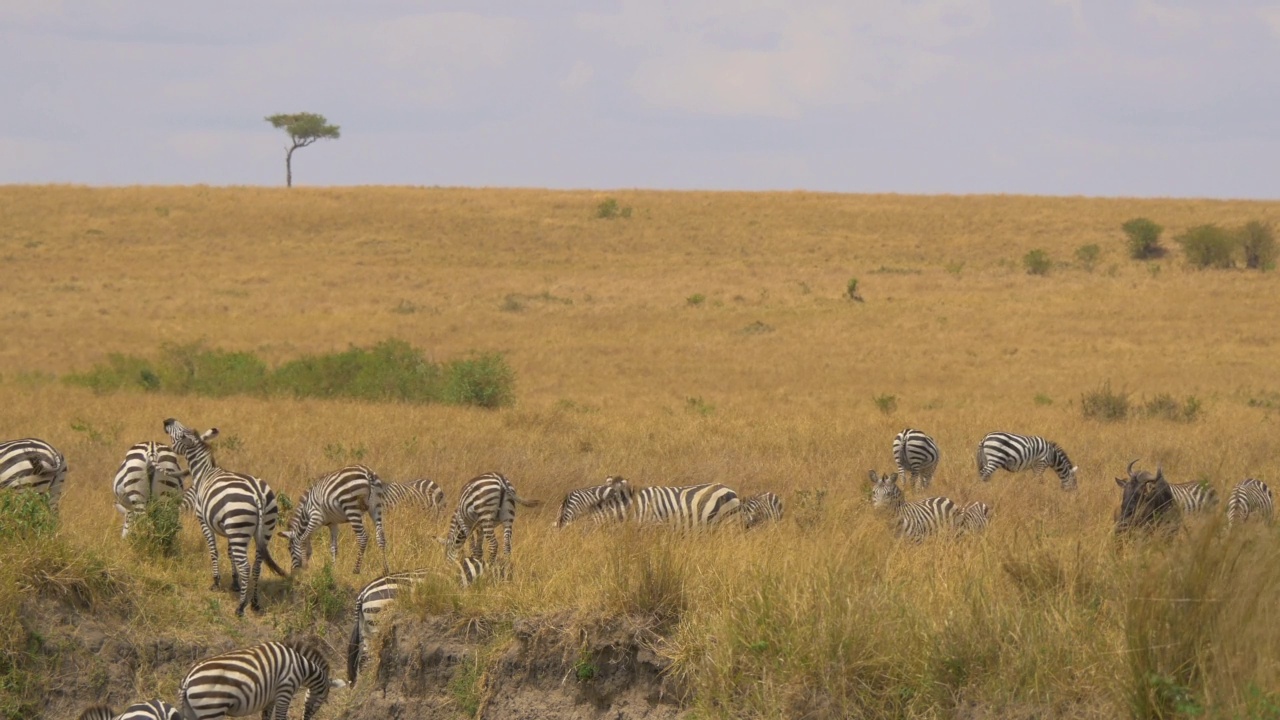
163,418,220,476
868,470,904,509
1115,460,1177,533
280,488,316,570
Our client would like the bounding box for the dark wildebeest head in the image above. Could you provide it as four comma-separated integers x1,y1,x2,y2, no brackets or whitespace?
1115,459,1179,535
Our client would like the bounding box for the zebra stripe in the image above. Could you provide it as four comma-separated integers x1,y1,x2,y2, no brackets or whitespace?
958,501,992,534
0,438,68,507
179,640,343,720
740,491,784,529
976,432,1078,491
283,465,388,575
868,470,959,540
1227,478,1273,527
112,441,186,538
555,476,632,527
83,700,181,720
1168,480,1219,514
381,478,446,511
893,428,940,490
632,483,740,529
163,418,288,616
437,472,541,566
78,707,115,720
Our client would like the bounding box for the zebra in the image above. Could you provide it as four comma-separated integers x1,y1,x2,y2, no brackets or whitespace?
163,418,288,616
976,432,1078,491
554,475,633,527
280,465,388,575
1227,478,1273,527
436,472,541,570
957,501,992,534
77,701,182,720
381,478,446,512
893,428,940,490
0,438,68,507
1168,479,1219,514
178,640,344,720
112,441,187,537
868,470,959,540
631,483,740,529
739,491,784,529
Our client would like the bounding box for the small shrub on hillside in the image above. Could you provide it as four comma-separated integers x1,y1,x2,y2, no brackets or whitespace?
63,353,160,394
685,396,714,416
162,342,269,397
0,492,57,540
1074,244,1100,271
686,293,706,306
1082,382,1129,421
596,198,631,219
127,495,182,558
1177,224,1236,269
1023,249,1052,276
1142,394,1201,423
1123,217,1165,259
443,353,515,408
846,277,864,302
873,394,897,415
1239,220,1277,270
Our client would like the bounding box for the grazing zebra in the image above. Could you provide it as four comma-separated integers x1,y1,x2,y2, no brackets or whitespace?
178,640,343,720
437,472,542,569
976,432,1078,491
958,501,992,534
631,483,740,529
0,438,68,507
78,701,182,720
868,471,958,540
1168,479,1219,514
893,428,940,490
1114,461,1180,535
554,475,633,527
163,418,288,616
281,465,388,575
739,491,784,529
381,478,446,512
1227,478,1273,527
112,441,187,537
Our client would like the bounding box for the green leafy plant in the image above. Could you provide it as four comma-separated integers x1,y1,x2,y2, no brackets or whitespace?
1123,217,1165,259
1082,382,1129,421
1023,249,1052,276
0,492,57,540
1239,220,1277,270
127,495,182,558
686,293,706,306
873,394,897,415
1074,244,1100,271
1177,224,1236,269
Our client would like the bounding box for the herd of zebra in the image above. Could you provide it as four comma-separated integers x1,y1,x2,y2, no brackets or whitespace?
1,422,1274,720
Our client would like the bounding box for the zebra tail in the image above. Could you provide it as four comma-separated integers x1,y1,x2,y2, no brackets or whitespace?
895,435,910,474
514,495,543,508
975,443,986,475
346,611,363,683
260,540,289,578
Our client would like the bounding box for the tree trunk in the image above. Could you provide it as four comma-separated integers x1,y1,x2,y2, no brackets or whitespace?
285,146,295,188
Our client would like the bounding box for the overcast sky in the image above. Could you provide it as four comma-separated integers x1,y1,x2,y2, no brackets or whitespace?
2,1,1277,197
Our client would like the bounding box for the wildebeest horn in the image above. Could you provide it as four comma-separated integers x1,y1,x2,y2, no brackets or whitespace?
1126,459,1139,479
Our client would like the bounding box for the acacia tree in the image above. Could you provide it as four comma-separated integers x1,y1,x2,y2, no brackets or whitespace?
265,112,340,187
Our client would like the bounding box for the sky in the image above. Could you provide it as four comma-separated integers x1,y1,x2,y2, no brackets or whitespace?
2,0,1278,197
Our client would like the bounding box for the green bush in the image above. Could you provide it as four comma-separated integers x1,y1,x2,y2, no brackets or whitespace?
1023,249,1052,276
846,277,863,300
1074,244,1100,271
1239,220,1277,270
1143,394,1201,423
1123,217,1165,260
1177,224,1236,269
0,491,57,540
1082,382,1129,421
873,394,897,415
596,198,631,219
443,353,515,408
127,494,183,558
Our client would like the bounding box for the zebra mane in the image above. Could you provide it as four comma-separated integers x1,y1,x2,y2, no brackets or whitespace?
285,638,331,673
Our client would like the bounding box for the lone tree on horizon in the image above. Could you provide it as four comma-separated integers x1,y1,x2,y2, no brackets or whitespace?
265,112,340,187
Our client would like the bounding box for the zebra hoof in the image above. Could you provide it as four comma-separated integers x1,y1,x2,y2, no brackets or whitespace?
209,580,221,592
234,605,246,617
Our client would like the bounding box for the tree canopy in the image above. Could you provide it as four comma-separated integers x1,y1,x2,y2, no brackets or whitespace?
265,112,340,187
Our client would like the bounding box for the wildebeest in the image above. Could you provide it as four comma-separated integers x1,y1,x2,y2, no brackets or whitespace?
1114,460,1180,535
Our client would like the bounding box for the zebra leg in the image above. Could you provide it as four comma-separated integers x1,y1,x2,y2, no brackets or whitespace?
347,509,368,574
269,689,294,720
198,521,222,591
373,506,389,574
329,524,341,565
227,537,252,616
244,541,267,615
116,502,132,538
485,524,499,564
502,521,514,579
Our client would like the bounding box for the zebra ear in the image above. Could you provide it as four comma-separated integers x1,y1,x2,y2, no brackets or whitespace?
868,470,879,483
201,428,220,442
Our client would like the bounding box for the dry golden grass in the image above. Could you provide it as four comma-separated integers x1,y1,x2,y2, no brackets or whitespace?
2,186,1280,718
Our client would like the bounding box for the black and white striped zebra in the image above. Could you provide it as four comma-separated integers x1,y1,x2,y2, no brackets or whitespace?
0,437,68,507
554,475,633,528
78,700,182,720
381,478,446,512
178,640,344,720
437,472,542,568
280,465,388,575
631,483,740,529
1227,478,1273,527
976,432,1078,491
958,501,992,534
112,441,187,537
163,418,288,616
893,428,940,490
739,491,784,529
1168,479,1219,514
868,470,959,540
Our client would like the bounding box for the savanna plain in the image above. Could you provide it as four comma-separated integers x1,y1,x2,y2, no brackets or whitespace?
2,186,1280,720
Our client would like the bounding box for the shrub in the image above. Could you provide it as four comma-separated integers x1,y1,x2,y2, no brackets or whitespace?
1023,249,1052,276
1143,394,1201,423
596,198,631,219
443,353,515,408
1123,217,1165,259
0,492,57,540
1238,220,1277,270
1074,244,1100,271
127,494,182,558
1082,382,1129,421
686,293,706,306
161,342,269,397
846,278,863,301
1177,224,1236,269
873,394,897,415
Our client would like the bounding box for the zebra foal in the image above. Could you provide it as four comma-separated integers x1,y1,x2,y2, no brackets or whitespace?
893,428,940,490
957,501,991,534
1227,478,1273,527
78,700,181,720
0,437,68,507
281,464,389,575
179,640,343,720
381,478,446,511
976,431,1078,491
112,441,186,537
740,491,784,529
868,471,959,541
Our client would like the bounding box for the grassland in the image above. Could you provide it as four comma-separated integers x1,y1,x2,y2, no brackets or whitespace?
2,186,1280,719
